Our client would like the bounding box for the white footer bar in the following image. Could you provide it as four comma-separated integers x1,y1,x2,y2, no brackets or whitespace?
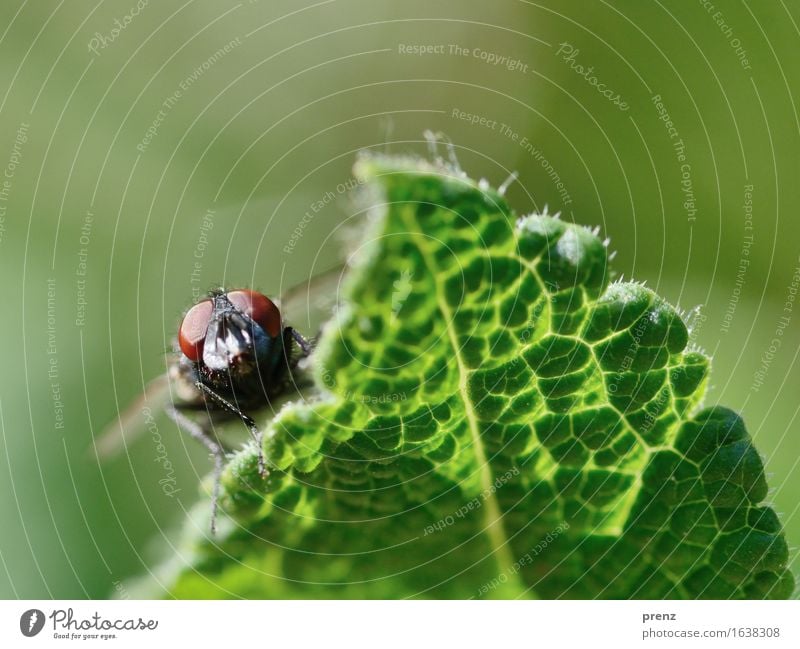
1,600,797,648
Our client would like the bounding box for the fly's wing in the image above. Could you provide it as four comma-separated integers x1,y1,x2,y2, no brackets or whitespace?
278,264,346,335
92,373,173,460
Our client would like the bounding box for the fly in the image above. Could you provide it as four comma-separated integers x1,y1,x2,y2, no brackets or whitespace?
96,268,343,533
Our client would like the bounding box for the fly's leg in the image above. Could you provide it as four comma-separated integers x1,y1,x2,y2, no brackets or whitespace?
194,381,266,478
287,327,313,357
164,406,225,535
272,327,316,396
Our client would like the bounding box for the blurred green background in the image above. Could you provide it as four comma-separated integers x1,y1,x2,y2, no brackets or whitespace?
0,0,798,598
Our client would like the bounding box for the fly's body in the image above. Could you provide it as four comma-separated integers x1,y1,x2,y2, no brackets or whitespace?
170,288,313,530
99,284,322,533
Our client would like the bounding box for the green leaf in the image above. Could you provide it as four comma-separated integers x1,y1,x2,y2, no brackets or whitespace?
150,155,793,599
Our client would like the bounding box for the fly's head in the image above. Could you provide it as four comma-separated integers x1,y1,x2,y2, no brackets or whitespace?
178,289,284,385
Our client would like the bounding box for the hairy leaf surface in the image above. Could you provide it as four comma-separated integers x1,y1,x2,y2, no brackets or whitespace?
152,155,793,599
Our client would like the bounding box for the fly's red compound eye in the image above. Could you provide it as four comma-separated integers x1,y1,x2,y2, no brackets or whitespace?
178,299,213,361
226,289,281,338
